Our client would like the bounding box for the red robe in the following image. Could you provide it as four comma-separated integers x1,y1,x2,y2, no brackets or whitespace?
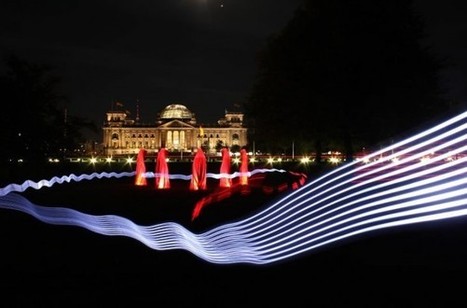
190,148,207,191
219,147,232,188
155,148,170,189
134,148,147,186
239,149,249,185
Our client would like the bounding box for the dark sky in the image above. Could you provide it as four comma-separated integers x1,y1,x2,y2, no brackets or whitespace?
416,0,467,105
1,0,467,137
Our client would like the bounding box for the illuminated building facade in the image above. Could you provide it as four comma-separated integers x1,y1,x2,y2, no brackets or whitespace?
103,104,248,156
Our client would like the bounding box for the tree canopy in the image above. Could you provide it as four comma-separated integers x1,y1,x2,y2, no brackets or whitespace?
245,0,452,160
0,55,97,163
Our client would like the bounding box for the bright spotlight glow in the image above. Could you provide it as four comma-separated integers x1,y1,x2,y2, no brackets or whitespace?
360,157,370,163
90,157,98,164
329,157,340,164
300,157,311,164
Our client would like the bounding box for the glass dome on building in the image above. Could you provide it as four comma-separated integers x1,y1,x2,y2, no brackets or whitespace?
159,104,194,119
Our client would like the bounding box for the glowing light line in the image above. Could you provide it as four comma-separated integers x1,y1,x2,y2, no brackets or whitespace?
242,152,467,246
252,182,467,257
248,177,465,253
0,172,135,197
215,119,467,239
0,112,467,264
0,168,285,196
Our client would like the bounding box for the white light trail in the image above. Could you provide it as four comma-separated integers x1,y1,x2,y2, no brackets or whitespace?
0,111,466,264
0,168,285,196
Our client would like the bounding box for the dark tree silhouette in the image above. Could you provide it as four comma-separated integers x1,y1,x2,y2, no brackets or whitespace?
0,55,97,163
245,0,450,161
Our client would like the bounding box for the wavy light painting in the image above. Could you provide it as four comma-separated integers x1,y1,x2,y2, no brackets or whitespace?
0,111,467,264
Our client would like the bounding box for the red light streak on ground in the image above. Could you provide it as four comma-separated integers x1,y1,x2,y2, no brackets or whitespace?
191,171,308,221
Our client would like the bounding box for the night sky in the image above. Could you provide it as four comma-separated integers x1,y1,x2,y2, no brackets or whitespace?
1,0,467,136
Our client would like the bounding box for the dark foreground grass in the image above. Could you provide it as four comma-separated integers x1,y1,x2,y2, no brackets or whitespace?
1,162,467,306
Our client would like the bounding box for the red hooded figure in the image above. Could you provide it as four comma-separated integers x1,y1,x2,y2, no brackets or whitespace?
219,147,232,188
155,148,170,189
190,148,207,191
239,148,249,185
135,148,148,186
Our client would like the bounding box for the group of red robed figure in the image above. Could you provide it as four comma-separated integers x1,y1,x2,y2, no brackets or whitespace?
134,147,249,190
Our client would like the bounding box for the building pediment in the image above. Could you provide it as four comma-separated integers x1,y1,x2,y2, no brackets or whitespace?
158,120,196,129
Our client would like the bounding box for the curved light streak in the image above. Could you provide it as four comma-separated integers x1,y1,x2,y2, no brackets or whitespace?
0,112,466,264
0,171,135,197
0,168,285,196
